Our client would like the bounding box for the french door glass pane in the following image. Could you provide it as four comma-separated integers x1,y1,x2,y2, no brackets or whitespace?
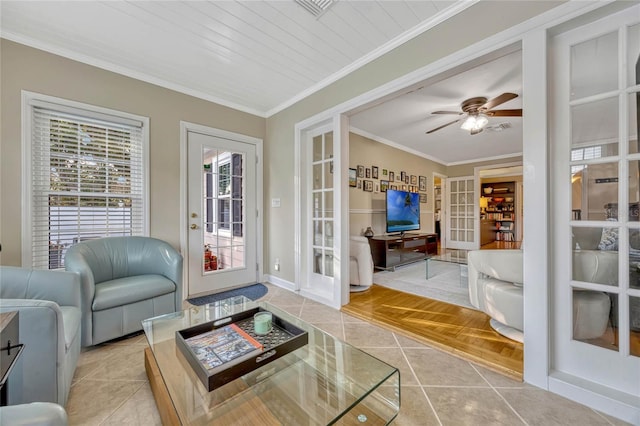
573,289,617,352
311,131,334,278
630,229,640,291
570,31,618,100
570,162,619,221
572,226,618,286
571,97,618,156
626,23,639,87
630,296,640,357
629,92,639,154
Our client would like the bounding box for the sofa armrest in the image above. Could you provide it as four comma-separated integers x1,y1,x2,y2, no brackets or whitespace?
0,267,81,308
0,300,66,405
0,402,68,426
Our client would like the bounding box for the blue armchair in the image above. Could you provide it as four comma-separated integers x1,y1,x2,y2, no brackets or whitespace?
64,236,183,347
0,267,81,406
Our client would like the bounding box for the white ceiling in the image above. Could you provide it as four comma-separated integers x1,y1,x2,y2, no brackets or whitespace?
1,0,526,165
350,48,523,165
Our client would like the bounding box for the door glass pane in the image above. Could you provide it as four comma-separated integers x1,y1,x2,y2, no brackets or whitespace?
627,23,639,87
570,162,618,221
573,289,616,351
202,149,246,274
324,133,333,159
313,248,322,274
572,226,618,286
313,135,322,162
313,193,322,218
630,229,640,290
570,31,618,100
630,160,640,222
324,192,333,218
324,250,334,277
571,97,618,156
313,164,322,190
324,162,333,189
630,296,640,357
630,92,640,154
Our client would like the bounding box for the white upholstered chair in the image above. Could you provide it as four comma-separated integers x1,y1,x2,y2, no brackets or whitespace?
349,236,373,292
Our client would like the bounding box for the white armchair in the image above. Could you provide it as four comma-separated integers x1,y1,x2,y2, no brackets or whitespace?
350,236,373,292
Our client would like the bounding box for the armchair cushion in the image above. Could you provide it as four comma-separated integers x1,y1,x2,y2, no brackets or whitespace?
92,274,176,311
0,402,68,426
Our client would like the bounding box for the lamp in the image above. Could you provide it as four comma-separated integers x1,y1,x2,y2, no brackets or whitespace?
479,196,488,213
460,114,489,132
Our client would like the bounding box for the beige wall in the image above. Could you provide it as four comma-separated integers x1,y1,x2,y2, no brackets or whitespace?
348,132,446,236
0,39,265,266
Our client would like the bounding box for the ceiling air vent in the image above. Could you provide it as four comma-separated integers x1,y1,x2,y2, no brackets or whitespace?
295,0,335,18
485,122,512,132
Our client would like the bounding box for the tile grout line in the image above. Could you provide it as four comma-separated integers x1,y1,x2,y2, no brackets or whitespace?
97,381,146,425
393,332,444,426
470,363,530,426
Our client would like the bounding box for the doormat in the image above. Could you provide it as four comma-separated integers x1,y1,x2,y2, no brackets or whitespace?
187,283,268,306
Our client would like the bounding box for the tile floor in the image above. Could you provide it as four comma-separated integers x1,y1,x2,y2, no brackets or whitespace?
66,283,630,425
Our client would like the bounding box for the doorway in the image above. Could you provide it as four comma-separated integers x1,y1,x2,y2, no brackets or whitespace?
182,123,262,298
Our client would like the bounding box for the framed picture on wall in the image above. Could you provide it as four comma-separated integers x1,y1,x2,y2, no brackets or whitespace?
372,166,379,179
357,180,362,189
380,180,389,192
365,168,371,178
391,185,397,190
410,175,417,185
402,184,407,191
364,180,373,192
357,165,365,177
419,176,427,192
400,171,406,181
419,193,427,203
404,175,409,184
382,169,388,176
349,168,357,187
389,171,394,182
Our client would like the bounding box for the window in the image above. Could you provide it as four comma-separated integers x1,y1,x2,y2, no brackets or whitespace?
24,93,148,269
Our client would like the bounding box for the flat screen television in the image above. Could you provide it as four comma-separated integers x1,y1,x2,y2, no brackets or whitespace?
385,189,420,234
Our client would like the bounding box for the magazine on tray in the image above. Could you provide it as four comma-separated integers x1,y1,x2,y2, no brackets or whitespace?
185,323,263,370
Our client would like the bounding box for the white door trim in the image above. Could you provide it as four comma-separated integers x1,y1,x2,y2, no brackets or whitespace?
179,121,264,297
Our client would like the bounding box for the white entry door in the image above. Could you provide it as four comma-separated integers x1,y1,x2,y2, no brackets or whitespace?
445,176,477,250
550,5,639,409
186,130,258,297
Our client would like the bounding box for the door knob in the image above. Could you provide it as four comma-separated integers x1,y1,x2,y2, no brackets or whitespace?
190,224,198,230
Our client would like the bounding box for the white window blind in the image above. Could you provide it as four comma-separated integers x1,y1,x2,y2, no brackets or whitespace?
29,102,145,269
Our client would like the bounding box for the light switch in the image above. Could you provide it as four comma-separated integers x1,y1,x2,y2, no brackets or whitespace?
271,198,281,208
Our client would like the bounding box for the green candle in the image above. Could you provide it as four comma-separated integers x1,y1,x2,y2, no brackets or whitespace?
254,312,273,335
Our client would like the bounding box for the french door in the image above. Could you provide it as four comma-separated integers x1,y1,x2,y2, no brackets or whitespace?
186,129,258,297
445,176,477,250
551,5,639,404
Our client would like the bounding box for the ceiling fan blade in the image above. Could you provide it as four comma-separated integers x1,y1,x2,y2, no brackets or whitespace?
479,92,518,111
426,118,461,134
431,111,463,115
486,109,522,117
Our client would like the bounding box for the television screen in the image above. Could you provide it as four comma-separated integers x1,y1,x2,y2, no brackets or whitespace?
386,189,420,233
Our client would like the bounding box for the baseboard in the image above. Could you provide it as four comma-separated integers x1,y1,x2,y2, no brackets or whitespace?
548,371,640,425
263,274,295,292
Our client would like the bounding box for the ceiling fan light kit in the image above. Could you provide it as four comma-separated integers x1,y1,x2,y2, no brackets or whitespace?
460,114,489,132
426,92,522,135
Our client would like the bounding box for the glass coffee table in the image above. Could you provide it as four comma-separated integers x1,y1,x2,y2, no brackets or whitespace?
425,250,469,286
142,296,400,425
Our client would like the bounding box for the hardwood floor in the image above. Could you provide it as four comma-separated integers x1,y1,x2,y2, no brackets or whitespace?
342,284,524,381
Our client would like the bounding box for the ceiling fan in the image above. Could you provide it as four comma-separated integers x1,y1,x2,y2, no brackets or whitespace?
426,92,522,135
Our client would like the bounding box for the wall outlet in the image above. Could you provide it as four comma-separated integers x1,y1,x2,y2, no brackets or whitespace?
274,258,280,271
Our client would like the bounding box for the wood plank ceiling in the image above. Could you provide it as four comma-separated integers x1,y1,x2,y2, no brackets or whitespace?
0,0,470,117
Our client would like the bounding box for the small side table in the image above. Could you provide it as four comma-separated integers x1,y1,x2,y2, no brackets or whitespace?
0,311,24,406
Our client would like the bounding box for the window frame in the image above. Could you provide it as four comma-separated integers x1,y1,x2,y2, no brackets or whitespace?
21,91,150,268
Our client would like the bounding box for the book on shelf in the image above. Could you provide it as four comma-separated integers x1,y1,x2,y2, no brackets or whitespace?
185,323,263,370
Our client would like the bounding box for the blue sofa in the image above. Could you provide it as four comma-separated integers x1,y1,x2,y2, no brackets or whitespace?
64,236,183,347
0,267,81,406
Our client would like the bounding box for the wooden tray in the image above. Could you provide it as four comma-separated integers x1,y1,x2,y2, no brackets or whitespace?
175,307,308,391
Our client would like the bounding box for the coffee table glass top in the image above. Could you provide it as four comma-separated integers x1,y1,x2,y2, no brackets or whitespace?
142,296,400,425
